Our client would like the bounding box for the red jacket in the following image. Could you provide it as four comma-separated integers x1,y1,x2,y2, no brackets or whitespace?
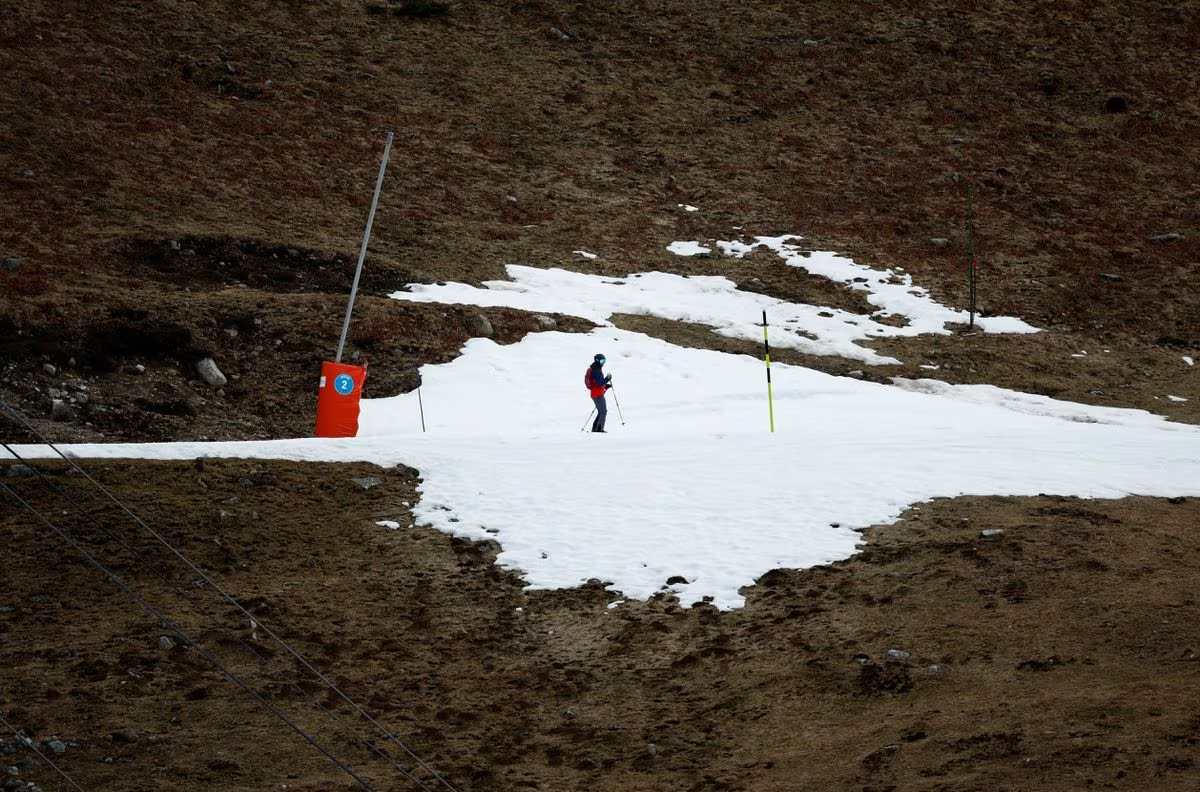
586,361,609,398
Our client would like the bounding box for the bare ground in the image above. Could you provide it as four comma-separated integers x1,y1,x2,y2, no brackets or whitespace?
2,1,1200,790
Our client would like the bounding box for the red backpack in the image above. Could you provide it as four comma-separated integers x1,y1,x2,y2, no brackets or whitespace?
584,367,595,390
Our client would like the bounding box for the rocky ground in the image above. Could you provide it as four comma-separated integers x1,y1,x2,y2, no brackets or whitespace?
2,1,1198,790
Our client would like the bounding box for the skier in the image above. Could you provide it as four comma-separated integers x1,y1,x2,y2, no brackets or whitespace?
585,353,612,433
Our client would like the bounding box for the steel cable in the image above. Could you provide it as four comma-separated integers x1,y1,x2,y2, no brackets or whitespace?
0,479,381,792
1,439,438,792
2,399,459,791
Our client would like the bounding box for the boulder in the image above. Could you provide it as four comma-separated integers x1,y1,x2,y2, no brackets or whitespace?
196,357,227,387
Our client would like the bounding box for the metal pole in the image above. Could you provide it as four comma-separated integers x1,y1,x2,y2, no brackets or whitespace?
580,408,595,433
762,310,775,433
417,386,426,433
967,181,976,329
335,131,394,363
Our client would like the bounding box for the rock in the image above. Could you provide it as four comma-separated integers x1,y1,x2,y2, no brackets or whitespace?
665,575,689,585
1099,273,1124,282
45,739,66,755
196,357,227,387
5,465,34,477
109,729,139,745
351,476,381,490
1,257,22,272
884,649,911,661
532,314,557,330
847,370,864,378
50,399,72,422
980,528,1005,538
41,363,56,376
1104,95,1128,113
158,636,175,651
1149,232,1183,243
466,313,494,338
928,237,950,247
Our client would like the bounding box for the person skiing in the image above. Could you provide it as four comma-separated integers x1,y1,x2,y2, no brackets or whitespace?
585,353,612,432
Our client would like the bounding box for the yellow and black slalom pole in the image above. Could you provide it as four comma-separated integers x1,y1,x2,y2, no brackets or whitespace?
762,309,776,433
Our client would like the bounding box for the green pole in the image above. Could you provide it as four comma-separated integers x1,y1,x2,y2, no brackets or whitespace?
967,182,976,329
762,310,775,433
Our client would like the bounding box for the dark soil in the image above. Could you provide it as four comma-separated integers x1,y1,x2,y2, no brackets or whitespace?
2,1,1199,790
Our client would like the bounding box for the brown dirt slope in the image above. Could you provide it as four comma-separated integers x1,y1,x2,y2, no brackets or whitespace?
4,460,1200,792
2,1,1200,791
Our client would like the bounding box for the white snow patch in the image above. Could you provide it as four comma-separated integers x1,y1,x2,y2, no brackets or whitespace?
16,329,1200,610
667,240,710,256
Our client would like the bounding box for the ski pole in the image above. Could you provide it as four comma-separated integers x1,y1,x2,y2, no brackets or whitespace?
580,408,595,433
610,386,625,425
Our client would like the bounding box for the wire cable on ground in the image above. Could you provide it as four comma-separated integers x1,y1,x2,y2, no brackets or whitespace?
0,440,439,792
0,711,89,792
0,478,381,792
1,400,460,791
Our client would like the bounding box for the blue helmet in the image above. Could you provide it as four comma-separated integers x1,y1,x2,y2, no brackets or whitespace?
594,353,606,363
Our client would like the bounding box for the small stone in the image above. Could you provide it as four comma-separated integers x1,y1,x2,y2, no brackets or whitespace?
109,729,139,745
928,237,951,247
847,370,864,378
158,636,175,651
980,528,1005,538
45,739,66,755
665,575,689,585
1,257,23,272
466,313,494,338
1104,96,1128,113
41,363,56,375
50,399,73,422
532,314,557,330
1149,232,1183,243
196,357,227,387
1099,273,1124,282
5,465,34,477
351,477,382,490
884,649,911,661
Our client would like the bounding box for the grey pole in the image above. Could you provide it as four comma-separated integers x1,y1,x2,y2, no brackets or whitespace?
335,130,394,363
